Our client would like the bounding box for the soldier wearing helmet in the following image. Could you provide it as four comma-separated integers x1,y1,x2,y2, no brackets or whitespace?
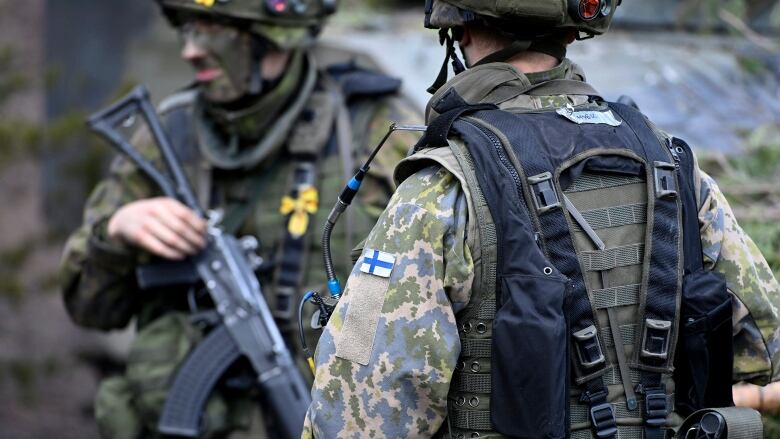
59,0,420,437
304,1,779,438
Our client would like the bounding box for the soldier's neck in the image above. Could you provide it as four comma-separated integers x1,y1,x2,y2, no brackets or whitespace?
505,51,560,74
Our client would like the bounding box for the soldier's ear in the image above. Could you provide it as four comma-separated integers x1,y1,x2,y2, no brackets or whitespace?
458,25,472,47
563,30,577,45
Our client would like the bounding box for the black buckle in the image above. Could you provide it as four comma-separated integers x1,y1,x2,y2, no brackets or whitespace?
641,319,672,360
644,389,669,427
529,172,561,214
653,161,677,199
590,402,618,438
573,325,606,368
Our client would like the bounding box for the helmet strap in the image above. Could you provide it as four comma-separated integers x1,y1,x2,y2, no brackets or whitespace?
427,28,466,94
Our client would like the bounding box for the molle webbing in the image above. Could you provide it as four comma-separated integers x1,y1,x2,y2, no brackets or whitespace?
581,244,644,272
603,367,641,387
570,395,674,424
452,372,492,393
450,408,492,431
569,426,671,439
567,174,644,193
600,324,638,348
570,204,647,231
460,339,492,358
592,284,641,309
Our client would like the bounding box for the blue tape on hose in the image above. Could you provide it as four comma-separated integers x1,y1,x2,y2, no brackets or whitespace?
347,177,361,191
327,279,342,295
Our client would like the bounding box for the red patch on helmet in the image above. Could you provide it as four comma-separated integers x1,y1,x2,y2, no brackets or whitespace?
267,0,287,13
579,0,601,20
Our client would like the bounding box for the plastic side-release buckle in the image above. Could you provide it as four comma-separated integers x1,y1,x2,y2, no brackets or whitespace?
590,401,618,438
644,387,669,427
528,172,561,214
640,319,672,360
653,161,677,199
573,325,606,368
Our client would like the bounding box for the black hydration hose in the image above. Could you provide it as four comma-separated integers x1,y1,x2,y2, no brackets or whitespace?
298,123,427,373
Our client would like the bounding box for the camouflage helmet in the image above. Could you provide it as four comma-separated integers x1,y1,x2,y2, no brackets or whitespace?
425,0,620,38
155,0,338,49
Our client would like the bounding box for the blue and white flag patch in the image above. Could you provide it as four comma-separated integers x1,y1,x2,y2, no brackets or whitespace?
360,249,396,278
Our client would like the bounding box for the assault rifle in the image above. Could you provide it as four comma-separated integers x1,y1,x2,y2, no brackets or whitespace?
88,85,311,438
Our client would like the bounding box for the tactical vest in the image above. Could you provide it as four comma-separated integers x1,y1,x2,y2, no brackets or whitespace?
404,92,736,439
130,59,403,339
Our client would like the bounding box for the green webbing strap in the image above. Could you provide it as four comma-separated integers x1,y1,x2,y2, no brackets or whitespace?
591,284,641,309
566,173,645,193
608,307,639,411
677,407,762,439
570,203,647,231
582,244,645,272
600,324,638,348
603,367,641,387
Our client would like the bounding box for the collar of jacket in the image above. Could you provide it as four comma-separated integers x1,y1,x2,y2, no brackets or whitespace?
425,58,587,123
195,50,317,170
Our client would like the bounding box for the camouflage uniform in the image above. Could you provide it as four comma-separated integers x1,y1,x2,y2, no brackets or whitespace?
60,38,420,439
304,59,780,437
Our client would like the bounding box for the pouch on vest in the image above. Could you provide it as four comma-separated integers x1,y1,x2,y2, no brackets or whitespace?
674,270,733,416
492,274,569,438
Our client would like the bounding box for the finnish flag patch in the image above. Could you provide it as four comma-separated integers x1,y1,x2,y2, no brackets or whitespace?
360,249,396,278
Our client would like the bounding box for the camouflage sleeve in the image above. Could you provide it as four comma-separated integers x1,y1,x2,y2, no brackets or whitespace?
303,165,473,438
59,129,158,330
697,170,780,383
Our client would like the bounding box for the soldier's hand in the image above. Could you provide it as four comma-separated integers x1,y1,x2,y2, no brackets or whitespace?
107,197,208,260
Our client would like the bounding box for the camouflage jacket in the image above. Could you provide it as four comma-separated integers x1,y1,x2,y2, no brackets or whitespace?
60,46,421,437
304,59,780,438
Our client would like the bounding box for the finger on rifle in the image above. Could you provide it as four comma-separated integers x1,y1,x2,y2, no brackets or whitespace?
152,206,207,249
162,198,207,233
143,217,199,256
134,226,187,260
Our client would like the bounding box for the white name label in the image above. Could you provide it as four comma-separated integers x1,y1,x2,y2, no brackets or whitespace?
556,107,622,127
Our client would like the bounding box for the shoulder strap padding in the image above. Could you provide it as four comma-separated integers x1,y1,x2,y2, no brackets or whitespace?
158,90,198,163
416,88,498,149
325,62,402,102
158,88,198,115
